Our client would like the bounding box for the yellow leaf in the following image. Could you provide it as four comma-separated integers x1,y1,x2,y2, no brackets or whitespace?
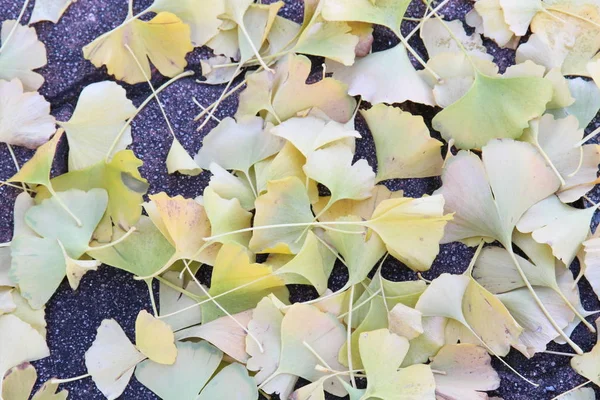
83,12,193,84
135,310,177,365
145,193,219,265
361,104,443,181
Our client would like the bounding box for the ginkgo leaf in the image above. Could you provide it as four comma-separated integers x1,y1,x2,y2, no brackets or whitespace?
432,71,553,149
166,137,202,176
236,54,356,124
176,311,252,363
359,329,436,400
517,195,595,265
202,186,252,247
135,310,177,365
294,18,358,66
325,217,386,287
326,44,435,106
30,0,76,24
25,188,108,258
321,0,411,36
83,12,193,84
365,195,452,272
560,388,596,400
528,2,600,76
246,297,284,384
388,302,424,341
304,144,375,213
361,104,443,181
271,231,335,295
10,290,46,338
195,117,283,177
435,139,561,248
158,272,203,331
270,304,348,397
207,163,256,211
10,237,71,309
497,0,542,36
250,177,315,254
515,33,568,73
88,216,175,278
470,0,516,47
419,52,499,109
254,142,320,202
85,319,145,400
420,18,491,60
59,81,136,170
144,192,219,266
0,314,50,396
402,316,447,367
550,78,600,130
429,344,500,399
3,363,67,400
270,115,360,158
473,232,560,294
2,363,37,400
134,341,223,400
0,79,55,149
202,243,287,323
339,297,388,369
40,150,149,233
149,0,223,46
416,273,522,356
196,363,258,400
571,318,600,385
314,185,403,222
522,114,600,203
0,21,47,91
236,1,283,65
498,283,574,357
9,130,62,189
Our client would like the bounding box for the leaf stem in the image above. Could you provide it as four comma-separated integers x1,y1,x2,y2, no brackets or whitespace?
86,227,137,252
237,22,274,73
574,125,600,148
47,186,82,227
346,284,357,387
506,247,583,354
193,78,248,121
104,70,194,161
542,350,576,357
50,373,91,385
146,279,158,317
6,144,27,192
196,63,243,132
0,0,31,54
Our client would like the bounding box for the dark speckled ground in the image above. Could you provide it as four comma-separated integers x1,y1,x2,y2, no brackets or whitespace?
1,0,600,399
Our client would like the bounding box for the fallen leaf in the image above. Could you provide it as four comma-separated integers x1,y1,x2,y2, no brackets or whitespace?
359,328,436,400
83,12,193,84
0,79,55,149
430,344,500,399
30,0,77,24
236,54,356,124
59,81,135,170
0,21,47,91
85,319,145,400
135,341,222,400
361,104,443,181
135,310,177,365
326,44,435,106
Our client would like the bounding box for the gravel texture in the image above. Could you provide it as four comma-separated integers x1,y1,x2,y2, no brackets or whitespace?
1,0,599,399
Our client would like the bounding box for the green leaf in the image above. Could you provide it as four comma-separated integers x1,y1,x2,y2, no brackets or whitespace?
432,72,553,149
135,341,222,400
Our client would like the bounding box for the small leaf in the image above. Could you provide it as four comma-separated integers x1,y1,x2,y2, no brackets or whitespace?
85,319,145,400
432,72,553,149
362,104,443,181
30,0,76,24
135,341,222,400
0,21,47,91
83,12,193,84
135,310,177,365
60,81,136,170
166,137,202,176
0,79,55,149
